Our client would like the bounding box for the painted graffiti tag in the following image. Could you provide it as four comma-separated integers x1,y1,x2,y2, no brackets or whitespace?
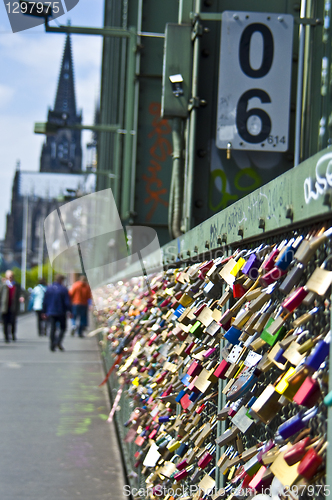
304,151,332,204
142,103,172,221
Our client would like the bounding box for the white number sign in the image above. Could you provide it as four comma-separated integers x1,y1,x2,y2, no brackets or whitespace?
216,11,294,152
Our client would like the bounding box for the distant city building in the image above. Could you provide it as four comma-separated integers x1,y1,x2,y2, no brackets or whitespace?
4,35,93,275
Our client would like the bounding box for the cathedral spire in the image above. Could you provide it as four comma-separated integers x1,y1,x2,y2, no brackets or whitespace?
54,34,77,120
40,34,82,173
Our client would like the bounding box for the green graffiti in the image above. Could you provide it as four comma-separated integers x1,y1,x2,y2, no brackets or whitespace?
234,167,261,192
209,167,262,212
209,169,238,211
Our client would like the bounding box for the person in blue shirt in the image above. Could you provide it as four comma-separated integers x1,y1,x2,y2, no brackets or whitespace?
30,278,47,336
42,274,72,352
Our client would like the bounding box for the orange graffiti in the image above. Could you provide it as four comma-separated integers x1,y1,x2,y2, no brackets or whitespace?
142,102,172,221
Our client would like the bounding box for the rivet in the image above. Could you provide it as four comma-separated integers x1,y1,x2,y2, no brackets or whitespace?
285,205,293,220
238,228,244,237
258,217,265,230
205,241,210,249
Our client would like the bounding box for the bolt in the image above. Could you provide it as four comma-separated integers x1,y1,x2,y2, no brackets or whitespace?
285,205,293,220
222,233,227,243
238,228,244,238
217,235,222,245
233,14,239,20
194,246,198,253
278,16,284,22
258,217,265,230
205,240,210,249
187,250,191,256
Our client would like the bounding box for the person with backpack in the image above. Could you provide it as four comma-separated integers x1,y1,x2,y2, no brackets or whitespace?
30,278,47,336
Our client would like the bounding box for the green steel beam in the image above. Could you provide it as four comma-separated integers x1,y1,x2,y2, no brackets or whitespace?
163,147,332,261
34,122,120,134
121,28,137,220
45,23,131,37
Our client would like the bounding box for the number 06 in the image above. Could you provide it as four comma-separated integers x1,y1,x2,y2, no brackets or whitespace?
236,89,272,144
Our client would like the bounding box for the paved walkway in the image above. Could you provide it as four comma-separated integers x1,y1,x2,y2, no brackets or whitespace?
0,313,126,500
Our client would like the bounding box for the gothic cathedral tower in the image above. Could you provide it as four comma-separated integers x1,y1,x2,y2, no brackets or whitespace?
40,34,82,173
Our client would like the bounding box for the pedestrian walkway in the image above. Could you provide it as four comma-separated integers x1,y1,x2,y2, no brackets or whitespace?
0,313,127,500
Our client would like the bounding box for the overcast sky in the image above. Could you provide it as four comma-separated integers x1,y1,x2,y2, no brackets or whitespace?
0,0,104,238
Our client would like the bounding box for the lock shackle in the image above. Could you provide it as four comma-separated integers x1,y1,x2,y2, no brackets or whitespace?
321,255,332,268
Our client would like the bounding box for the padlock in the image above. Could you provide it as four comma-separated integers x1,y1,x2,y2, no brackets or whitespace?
259,267,287,287
304,332,330,371
233,282,247,298
226,368,257,402
292,373,321,407
197,444,216,469
198,466,216,493
260,316,287,347
173,464,195,481
297,441,327,479
250,384,282,424
294,227,332,265
270,444,301,486
283,436,311,466
262,244,283,272
274,239,297,271
224,325,242,345
281,286,308,313
159,455,178,478
305,255,332,298
214,359,230,379
279,263,305,295
241,254,262,280
292,306,319,328
276,407,317,441
215,426,239,447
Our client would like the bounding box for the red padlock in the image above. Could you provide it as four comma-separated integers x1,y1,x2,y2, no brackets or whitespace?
293,376,321,407
233,283,246,298
197,445,216,469
214,359,230,379
283,436,311,466
187,361,202,377
281,286,308,313
297,442,327,479
259,267,287,287
262,248,280,272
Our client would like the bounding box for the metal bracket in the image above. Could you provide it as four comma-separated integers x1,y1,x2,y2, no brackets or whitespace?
192,20,204,41
188,97,202,111
294,17,323,26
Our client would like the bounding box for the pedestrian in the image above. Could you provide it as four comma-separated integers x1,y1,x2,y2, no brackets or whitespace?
0,270,24,343
30,278,47,336
69,274,92,338
42,274,72,351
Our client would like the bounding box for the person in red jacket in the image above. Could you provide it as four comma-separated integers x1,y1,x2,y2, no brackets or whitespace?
69,275,92,338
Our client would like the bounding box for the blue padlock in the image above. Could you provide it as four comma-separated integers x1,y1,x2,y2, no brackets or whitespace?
224,326,242,345
274,347,287,365
181,374,191,386
189,391,200,402
304,339,330,371
275,245,295,271
276,407,317,441
175,389,187,403
175,442,189,457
